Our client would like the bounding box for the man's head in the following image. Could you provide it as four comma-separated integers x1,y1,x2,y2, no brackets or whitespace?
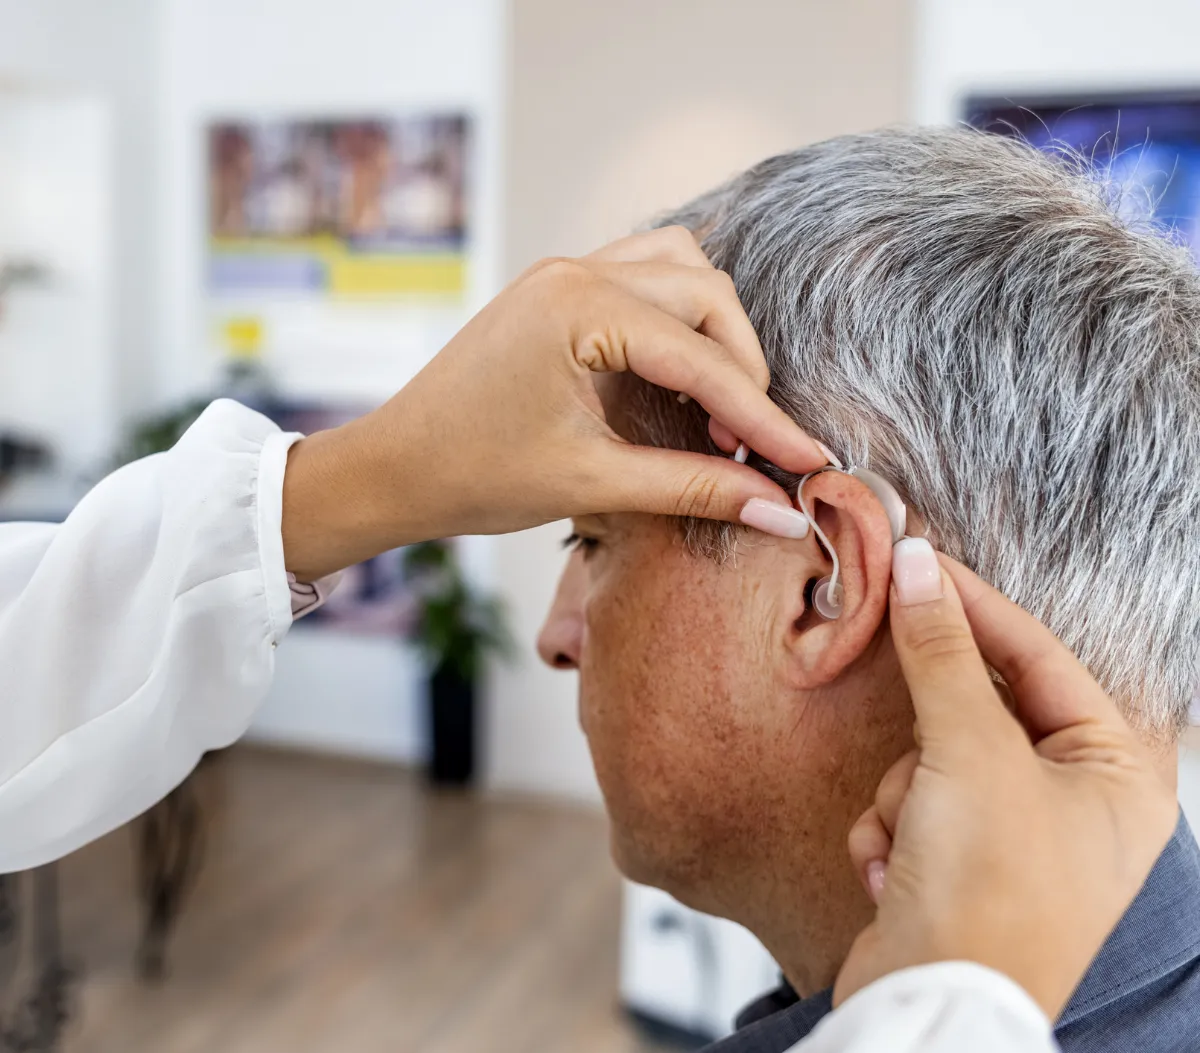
538,127,1200,992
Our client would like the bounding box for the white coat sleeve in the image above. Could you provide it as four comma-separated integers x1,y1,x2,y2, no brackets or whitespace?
791,962,1058,1053
0,399,304,873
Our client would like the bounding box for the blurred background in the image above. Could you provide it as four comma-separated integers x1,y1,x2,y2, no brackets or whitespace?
3,0,1200,1050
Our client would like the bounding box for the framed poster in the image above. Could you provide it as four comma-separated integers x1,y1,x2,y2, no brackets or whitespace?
208,115,469,299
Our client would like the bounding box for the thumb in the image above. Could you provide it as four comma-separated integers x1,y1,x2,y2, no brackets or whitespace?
889,538,1014,749
594,444,806,527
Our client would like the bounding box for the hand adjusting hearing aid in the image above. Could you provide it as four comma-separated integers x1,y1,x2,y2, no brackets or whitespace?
795,465,908,620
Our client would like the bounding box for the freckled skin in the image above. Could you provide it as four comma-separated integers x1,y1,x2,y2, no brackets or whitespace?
558,514,914,996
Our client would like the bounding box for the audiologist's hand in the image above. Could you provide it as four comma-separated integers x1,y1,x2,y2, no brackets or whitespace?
836,540,1179,1021
282,227,824,580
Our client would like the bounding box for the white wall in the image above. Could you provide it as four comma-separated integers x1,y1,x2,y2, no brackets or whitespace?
156,0,506,763
915,0,1200,124
0,95,113,467
157,0,505,403
0,0,161,447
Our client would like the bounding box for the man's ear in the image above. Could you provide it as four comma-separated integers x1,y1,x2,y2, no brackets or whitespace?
782,471,894,687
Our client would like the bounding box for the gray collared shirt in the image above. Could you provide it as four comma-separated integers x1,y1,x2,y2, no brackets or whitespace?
705,813,1200,1053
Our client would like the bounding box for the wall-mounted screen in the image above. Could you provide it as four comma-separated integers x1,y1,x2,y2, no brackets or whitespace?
966,91,1200,264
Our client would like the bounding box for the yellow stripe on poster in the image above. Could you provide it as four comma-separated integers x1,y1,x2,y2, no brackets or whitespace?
328,255,466,297
210,234,345,255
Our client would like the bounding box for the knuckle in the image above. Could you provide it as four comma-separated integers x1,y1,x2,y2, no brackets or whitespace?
656,224,707,263
672,470,723,519
662,224,698,248
876,760,915,823
846,811,889,858
575,321,623,372
710,268,738,297
522,255,562,278
701,331,737,367
901,618,978,664
530,257,588,290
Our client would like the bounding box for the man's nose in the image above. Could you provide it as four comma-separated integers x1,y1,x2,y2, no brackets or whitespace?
537,551,587,670
537,609,583,669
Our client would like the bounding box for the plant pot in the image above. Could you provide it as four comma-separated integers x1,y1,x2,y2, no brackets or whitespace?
428,664,476,786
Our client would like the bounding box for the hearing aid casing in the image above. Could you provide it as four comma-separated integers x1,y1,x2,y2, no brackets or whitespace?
851,467,907,544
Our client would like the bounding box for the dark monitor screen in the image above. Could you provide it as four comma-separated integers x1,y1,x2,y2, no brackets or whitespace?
966,91,1200,263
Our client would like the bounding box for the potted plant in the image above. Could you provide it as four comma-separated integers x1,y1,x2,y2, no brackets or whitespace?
404,540,510,786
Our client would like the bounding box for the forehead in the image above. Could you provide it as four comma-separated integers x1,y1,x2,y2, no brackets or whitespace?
582,512,767,611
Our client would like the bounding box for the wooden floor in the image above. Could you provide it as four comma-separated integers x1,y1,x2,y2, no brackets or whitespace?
42,747,673,1053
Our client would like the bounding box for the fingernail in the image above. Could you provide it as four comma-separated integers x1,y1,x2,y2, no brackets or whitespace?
866,860,887,903
677,392,691,404
733,442,749,464
892,537,942,606
740,498,810,539
815,440,843,469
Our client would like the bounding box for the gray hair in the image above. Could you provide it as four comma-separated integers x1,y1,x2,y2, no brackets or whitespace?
623,126,1200,739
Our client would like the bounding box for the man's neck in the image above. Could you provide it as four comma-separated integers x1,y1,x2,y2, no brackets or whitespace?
756,923,859,999
715,868,874,999
750,748,1179,998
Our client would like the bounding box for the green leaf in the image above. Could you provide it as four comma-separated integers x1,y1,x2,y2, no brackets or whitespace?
403,539,513,682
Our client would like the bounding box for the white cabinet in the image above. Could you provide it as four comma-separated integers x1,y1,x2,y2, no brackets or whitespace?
1178,736,1200,829
619,881,780,1042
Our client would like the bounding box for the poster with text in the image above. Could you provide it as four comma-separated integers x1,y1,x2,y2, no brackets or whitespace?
208,115,469,299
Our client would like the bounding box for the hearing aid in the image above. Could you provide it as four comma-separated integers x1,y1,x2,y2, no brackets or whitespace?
796,465,908,620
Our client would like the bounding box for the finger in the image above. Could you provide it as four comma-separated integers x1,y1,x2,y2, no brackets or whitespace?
709,418,739,453
581,259,770,391
580,292,824,473
889,538,1014,746
581,237,775,451
583,226,712,269
589,443,809,526
833,926,889,1008
847,806,892,903
875,750,920,838
941,557,1123,738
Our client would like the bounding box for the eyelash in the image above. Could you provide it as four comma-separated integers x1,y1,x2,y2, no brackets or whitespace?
563,533,601,557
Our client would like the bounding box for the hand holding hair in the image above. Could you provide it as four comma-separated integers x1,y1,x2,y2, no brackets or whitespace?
837,540,1178,1020
280,227,824,580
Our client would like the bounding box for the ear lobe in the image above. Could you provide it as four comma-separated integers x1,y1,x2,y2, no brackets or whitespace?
787,472,895,687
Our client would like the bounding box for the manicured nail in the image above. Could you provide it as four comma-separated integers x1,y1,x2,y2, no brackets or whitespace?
892,537,942,606
866,860,887,903
733,442,749,464
740,498,810,539
815,440,842,469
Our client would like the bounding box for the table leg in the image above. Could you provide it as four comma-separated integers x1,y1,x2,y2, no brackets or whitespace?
0,866,75,1053
136,781,205,981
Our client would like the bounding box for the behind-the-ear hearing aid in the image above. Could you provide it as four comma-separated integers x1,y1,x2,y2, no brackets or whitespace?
796,465,908,620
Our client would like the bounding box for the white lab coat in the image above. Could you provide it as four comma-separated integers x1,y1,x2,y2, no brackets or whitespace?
0,399,300,873
792,962,1056,1052
0,399,1059,1053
